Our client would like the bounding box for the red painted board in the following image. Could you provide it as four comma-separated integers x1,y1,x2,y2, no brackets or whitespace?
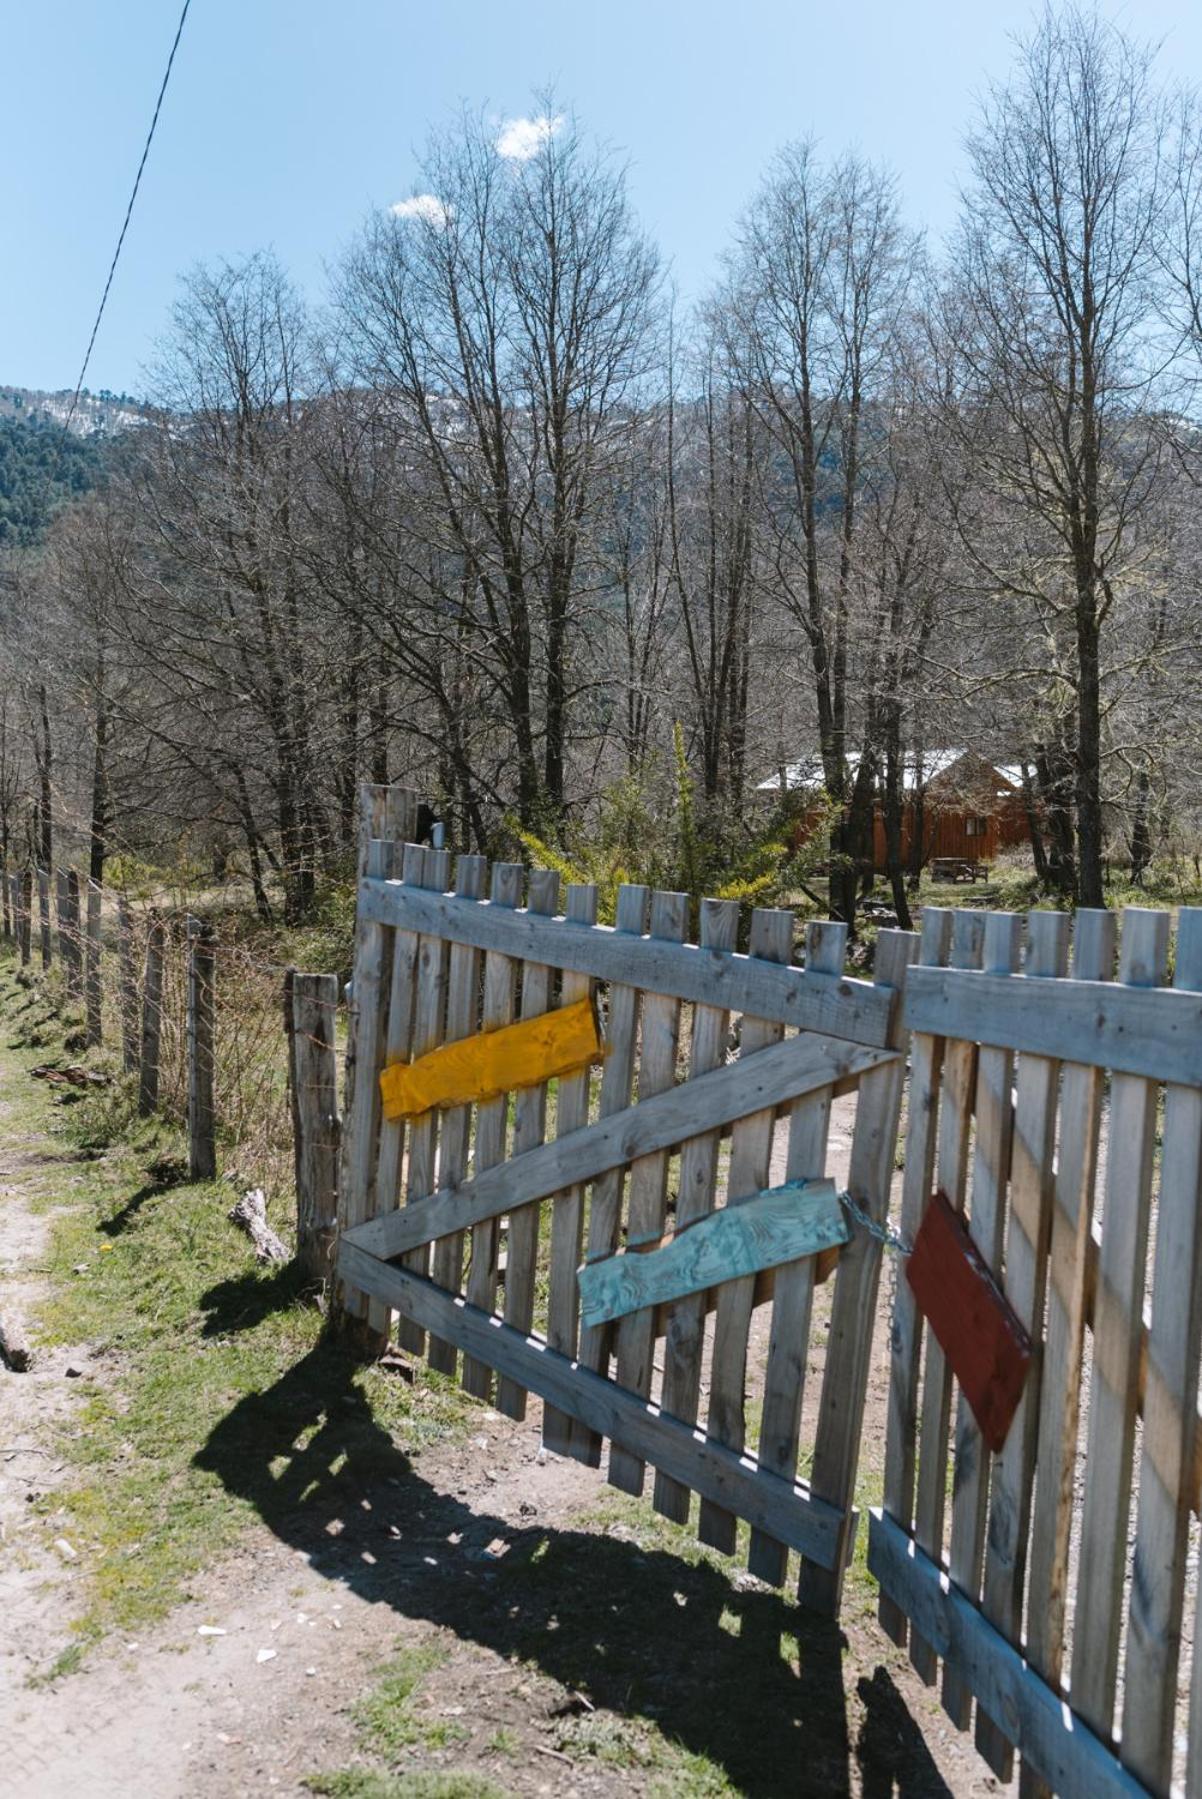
905,1190,1032,1455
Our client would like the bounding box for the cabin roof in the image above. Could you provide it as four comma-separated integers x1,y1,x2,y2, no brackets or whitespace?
756,748,1021,798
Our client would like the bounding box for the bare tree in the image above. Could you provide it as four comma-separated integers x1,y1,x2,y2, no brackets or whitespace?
727,141,919,924
946,2,1169,906
338,101,661,832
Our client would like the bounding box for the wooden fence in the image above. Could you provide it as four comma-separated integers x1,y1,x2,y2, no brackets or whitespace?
333,798,923,1608
0,799,422,1283
873,903,1202,1799
5,797,1202,1798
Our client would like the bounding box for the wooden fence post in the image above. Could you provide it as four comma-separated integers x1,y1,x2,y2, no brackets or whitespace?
287,970,341,1286
37,868,51,971
118,896,139,1074
139,914,165,1115
19,869,32,967
187,916,217,1179
66,870,82,1001
84,881,103,1046
1,861,9,939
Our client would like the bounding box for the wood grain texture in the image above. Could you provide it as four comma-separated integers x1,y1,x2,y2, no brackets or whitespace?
579,1181,846,1329
879,907,953,1646
1122,908,1202,1794
336,836,390,1326
337,1239,846,1570
868,1510,1145,1799
543,882,599,1457
974,911,1069,1776
695,909,795,1554
653,898,740,1523
497,868,561,1420
905,961,1202,1084
570,883,649,1466
796,928,921,1614
1070,909,1169,1743
397,844,452,1357
942,912,1022,1730
1021,911,1115,1740
910,909,984,1685
609,890,688,1495
359,878,897,1047
461,862,523,1401
427,855,488,1376
346,1029,895,1264
289,971,341,1287
745,918,846,1583
368,840,423,1345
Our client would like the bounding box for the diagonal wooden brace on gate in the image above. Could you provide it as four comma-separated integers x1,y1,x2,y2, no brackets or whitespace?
338,1237,848,1571
341,1028,896,1263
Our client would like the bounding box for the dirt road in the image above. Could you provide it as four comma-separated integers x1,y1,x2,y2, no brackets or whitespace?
0,1019,994,1797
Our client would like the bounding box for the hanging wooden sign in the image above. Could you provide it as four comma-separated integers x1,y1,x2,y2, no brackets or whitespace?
905,1189,1032,1455
379,994,603,1121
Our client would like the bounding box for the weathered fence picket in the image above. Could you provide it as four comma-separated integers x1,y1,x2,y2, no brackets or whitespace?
872,903,1202,1799
287,969,341,1286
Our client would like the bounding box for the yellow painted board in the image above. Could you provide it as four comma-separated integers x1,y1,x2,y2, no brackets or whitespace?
380,995,602,1121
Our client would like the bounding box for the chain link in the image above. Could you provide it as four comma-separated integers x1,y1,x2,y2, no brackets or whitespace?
837,1187,912,1258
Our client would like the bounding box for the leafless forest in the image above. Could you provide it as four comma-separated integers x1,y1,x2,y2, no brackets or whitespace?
5,4,1202,927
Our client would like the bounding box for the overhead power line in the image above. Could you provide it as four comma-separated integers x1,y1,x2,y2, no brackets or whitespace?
62,0,193,433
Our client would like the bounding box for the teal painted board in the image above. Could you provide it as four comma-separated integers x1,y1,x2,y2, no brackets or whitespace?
577,1179,848,1329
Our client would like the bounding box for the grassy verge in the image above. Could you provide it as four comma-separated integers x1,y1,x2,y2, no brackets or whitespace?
0,958,474,1674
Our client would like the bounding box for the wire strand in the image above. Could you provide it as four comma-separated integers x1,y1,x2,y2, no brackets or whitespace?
61,0,193,436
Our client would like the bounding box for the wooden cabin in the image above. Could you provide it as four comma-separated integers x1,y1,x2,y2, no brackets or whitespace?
758,749,1030,873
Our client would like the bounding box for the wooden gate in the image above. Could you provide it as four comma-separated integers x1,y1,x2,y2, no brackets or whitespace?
335,800,919,1606
873,903,1202,1799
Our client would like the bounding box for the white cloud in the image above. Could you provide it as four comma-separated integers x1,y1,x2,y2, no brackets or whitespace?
495,114,563,161
389,193,451,228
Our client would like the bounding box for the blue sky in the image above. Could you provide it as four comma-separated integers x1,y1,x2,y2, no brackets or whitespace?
6,0,1202,397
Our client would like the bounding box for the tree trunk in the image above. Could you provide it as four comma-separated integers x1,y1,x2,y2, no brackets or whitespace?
37,684,53,870
1129,766,1152,885
1020,762,1051,887
882,740,912,931
89,687,108,886
1075,597,1105,907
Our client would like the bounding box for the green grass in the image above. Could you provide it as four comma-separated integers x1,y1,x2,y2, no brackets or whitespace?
305,1774,509,1799
0,960,474,1670
353,1641,462,1756
305,1637,505,1798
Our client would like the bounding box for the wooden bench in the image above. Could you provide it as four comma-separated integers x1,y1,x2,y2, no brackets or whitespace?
930,858,990,884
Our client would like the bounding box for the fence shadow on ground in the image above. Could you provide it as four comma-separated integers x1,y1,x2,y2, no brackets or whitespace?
195,1334,952,1798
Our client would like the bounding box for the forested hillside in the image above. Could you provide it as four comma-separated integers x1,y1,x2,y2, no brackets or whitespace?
0,415,104,546
2,5,1201,926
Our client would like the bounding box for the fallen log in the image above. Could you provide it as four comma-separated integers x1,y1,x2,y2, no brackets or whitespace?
30,1063,109,1088
227,1188,288,1264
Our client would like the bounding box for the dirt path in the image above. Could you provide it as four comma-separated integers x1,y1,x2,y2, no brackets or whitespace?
0,1027,995,1796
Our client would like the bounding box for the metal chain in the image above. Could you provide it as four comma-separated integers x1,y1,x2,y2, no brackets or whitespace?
837,1187,912,1258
